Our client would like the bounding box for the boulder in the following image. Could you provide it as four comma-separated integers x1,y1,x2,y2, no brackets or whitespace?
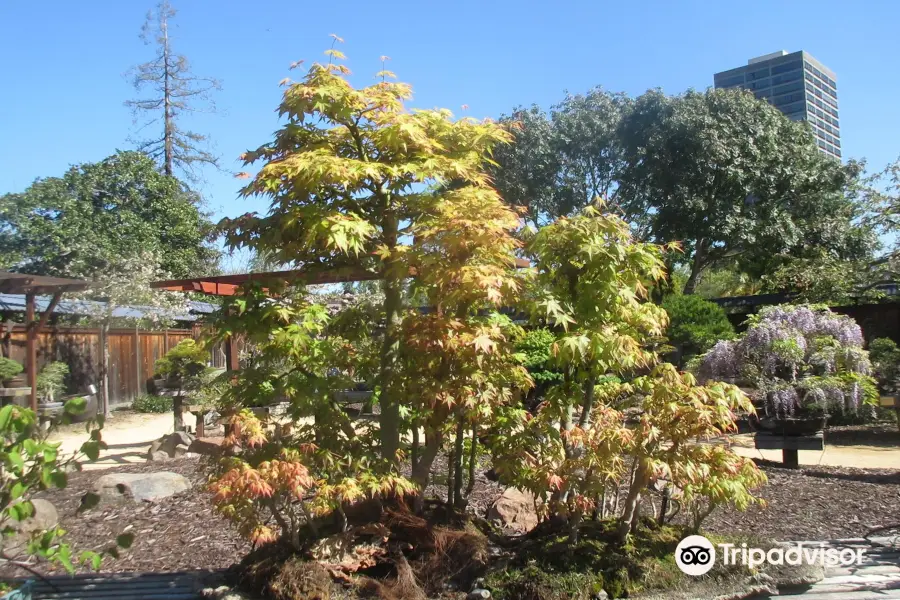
467,590,491,600
148,431,197,462
3,499,59,557
93,472,191,504
487,488,538,533
147,450,171,462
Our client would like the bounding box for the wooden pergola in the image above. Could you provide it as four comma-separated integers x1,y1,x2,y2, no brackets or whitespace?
150,260,531,371
0,272,90,411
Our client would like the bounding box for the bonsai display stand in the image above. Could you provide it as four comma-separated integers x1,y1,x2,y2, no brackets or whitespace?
755,432,824,468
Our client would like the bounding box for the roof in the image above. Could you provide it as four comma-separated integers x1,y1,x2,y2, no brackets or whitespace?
151,259,533,297
0,294,216,322
0,271,89,295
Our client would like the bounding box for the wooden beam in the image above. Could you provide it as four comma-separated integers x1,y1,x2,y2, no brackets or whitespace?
36,291,62,331
25,292,36,412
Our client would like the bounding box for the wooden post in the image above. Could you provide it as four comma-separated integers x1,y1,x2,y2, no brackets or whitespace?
25,293,36,412
782,449,799,469
134,324,142,398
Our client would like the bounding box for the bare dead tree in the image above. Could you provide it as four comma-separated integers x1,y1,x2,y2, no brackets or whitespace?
126,1,221,181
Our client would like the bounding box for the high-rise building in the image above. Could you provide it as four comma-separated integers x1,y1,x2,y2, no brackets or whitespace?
714,50,841,160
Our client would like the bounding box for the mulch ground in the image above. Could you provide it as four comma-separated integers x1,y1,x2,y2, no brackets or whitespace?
706,460,900,541
3,455,899,578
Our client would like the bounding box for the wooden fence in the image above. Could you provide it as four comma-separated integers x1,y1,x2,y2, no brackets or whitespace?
1,325,225,407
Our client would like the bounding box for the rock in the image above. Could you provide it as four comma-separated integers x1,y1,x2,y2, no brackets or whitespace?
467,590,491,600
149,431,197,460
188,438,223,456
593,591,609,600
202,586,252,600
487,488,538,533
93,472,191,504
3,499,59,557
147,450,171,462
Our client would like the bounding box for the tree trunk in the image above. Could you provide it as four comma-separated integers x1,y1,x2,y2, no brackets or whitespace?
411,431,442,513
682,241,707,295
161,8,173,177
617,460,650,541
377,214,403,464
465,422,477,499
452,413,465,509
578,376,597,429
173,384,185,432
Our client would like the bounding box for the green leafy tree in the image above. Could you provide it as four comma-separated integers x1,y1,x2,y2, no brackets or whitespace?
491,88,630,226
220,40,518,464
0,151,219,278
661,294,735,367
616,88,874,294
126,1,221,180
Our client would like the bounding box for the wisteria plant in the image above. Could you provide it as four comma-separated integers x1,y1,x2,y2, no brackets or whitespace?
697,304,877,419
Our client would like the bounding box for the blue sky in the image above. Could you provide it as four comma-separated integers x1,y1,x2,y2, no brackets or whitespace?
2,0,898,267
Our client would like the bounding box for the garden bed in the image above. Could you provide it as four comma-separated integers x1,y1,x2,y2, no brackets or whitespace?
1,457,897,584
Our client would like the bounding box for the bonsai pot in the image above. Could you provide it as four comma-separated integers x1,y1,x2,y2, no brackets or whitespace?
756,416,828,436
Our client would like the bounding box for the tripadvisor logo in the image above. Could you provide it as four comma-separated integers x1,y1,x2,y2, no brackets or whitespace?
675,535,867,576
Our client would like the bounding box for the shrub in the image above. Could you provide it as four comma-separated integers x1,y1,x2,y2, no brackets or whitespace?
661,294,735,366
0,397,129,575
869,337,900,394
697,304,877,418
0,357,23,383
131,394,174,414
36,362,69,403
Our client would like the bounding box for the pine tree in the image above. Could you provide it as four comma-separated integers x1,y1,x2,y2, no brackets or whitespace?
126,0,220,180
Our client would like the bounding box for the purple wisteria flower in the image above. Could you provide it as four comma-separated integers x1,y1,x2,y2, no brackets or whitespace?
697,304,873,417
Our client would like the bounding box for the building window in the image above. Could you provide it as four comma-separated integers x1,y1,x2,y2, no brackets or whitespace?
771,71,802,85
717,74,745,88
834,139,841,148
748,68,770,80
771,60,802,75
818,139,827,149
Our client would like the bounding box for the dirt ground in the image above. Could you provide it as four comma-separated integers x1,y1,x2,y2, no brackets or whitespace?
48,410,198,470
728,425,900,469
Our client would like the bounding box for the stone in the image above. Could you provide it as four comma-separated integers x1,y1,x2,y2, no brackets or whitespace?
3,499,59,557
487,488,538,533
188,438,223,456
93,472,191,504
593,591,609,600
147,450,171,462
201,585,252,600
467,590,491,600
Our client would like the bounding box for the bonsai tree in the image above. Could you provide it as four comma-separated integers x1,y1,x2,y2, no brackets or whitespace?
661,294,735,367
35,362,69,404
870,338,900,395
154,339,208,431
869,337,900,432
697,304,878,420
0,358,23,387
